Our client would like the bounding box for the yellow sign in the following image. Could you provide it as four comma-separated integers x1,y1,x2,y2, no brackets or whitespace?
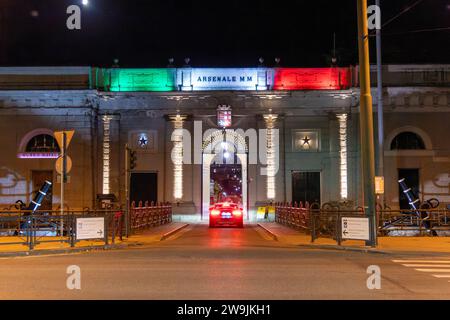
55,155,73,175
375,176,385,194
257,206,276,219
54,130,75,149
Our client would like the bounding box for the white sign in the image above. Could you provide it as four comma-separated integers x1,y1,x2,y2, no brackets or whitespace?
341,217,370,240
178,68,269,91
76,217,105,240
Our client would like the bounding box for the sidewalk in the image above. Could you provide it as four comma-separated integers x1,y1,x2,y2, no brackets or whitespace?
0,222,188,257
258,222,450,255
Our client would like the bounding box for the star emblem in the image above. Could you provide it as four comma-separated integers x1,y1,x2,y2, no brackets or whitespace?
302,136,311,146
138,135,148,147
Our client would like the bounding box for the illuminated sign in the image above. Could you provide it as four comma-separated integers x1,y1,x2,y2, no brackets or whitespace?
273,68,352,90
98,67,355,92
178,68,270,91
106,68,176,92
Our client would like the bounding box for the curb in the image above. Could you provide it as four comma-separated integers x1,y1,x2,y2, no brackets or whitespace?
297,244,389,254
257,223,388,254
160,223,189,241
257,223,279,241
0,243,129,258
0,223,190,258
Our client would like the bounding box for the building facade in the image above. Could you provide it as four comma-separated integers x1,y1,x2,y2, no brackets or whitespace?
0,65,449,220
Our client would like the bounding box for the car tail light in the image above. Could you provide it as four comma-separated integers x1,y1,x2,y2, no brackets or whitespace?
232,210,242,216
211,209,220,216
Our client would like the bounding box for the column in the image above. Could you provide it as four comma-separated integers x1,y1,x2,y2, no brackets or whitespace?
263,114,278,200
101,115,114,195
337,113,348,200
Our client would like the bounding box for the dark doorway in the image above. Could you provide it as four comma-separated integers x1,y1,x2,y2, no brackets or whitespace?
292,171,321,205
398,169,420,210
130,172,157,205
31,170,53,211
210,164,242,205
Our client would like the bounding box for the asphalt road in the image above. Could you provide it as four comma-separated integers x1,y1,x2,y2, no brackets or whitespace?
0,224,449,300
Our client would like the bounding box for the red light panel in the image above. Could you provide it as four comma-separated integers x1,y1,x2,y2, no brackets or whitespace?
273,68,352,90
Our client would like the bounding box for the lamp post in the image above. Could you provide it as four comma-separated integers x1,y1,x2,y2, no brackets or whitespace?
375,0,385,209
357,0,377,247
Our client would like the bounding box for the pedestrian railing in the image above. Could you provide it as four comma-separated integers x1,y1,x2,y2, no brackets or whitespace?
379,208,450,236
309,209,365,245
130,201,172,231
274,202,315,232
0,209,124,251
275,202,450,244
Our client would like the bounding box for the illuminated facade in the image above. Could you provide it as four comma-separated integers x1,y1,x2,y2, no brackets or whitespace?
0,65,449,220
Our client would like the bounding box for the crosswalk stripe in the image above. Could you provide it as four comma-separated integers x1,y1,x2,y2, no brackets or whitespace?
393,260,450,264
402,264,450,267
415,269,450,273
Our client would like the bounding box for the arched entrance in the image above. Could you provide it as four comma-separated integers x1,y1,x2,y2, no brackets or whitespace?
202,130,248,220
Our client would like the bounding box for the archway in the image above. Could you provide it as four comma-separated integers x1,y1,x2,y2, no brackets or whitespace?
202,130,248,220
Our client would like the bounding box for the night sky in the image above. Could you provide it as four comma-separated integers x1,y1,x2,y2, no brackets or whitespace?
1,0,450,67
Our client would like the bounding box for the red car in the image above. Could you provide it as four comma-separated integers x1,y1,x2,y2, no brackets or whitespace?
209,202,244,228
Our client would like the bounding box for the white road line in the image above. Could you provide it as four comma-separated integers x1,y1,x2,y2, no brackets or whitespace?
393,260,450,264
415,268,450,273
402,264,450,267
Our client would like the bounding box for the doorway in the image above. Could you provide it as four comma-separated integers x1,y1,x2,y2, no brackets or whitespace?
31,170,53,211
398,168,420,210
210,164,242,205
292,171,321,205
130,172,158,205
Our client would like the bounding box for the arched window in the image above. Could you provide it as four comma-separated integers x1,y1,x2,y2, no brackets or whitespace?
25,134,60,153
390,132,425,150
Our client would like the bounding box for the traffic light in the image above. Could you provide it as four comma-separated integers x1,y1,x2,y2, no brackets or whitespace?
129,150,137,170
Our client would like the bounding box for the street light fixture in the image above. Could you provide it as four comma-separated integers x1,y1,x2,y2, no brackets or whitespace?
82,0,89,6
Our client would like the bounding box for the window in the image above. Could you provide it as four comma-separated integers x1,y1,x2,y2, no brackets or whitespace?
25,134,60,153
390,132,425,150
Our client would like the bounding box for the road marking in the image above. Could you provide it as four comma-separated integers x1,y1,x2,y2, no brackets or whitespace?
415,269,450,273
393,260,450,264
402,264,450,267
392,259,450,284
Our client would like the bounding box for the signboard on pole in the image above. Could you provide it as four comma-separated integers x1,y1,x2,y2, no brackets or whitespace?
76,217,105,240
55,155,73,174
341,217,370,240
375,176,385,194
54,130,75,149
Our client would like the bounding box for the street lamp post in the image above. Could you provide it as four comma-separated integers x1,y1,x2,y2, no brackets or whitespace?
375,0,385,209
357,0,377,247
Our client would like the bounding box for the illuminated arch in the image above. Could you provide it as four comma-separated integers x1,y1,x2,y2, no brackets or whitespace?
202,129,248,219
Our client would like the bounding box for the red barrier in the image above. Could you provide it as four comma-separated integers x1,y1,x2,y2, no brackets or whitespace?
130,202,172,230
275,202,310,231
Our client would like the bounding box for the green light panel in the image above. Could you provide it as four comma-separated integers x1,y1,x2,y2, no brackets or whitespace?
107,68,176,92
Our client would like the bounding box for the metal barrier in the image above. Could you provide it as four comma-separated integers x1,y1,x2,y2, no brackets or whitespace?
274,202,311,232
130,201,172,231
0,209,124,251
275,202,450,244
310,210,365,245
379,208,450,236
